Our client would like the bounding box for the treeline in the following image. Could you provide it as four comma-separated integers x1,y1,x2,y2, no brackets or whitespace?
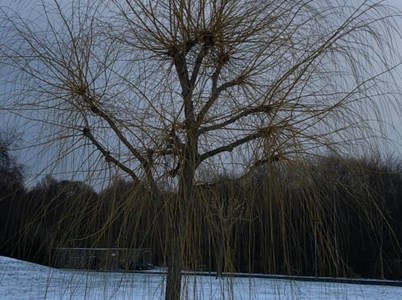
1,142,402,279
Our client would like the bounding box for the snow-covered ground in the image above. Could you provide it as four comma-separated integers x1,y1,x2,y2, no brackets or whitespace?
1,256,401,299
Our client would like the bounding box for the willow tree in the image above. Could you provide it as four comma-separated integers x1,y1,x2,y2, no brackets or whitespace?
1,0,401,299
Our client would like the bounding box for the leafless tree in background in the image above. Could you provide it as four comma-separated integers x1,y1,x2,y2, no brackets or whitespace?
1,0,401,299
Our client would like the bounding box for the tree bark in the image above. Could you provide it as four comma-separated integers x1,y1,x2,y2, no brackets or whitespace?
165,220,182,300
165,137,197,300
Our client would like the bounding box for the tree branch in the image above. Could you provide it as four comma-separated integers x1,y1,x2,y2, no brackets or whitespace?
81,94,162,196
82,94,149,168
198,131,262,165
170,50,196,126
199,104,272,134
82,127,139,181
189,33,214,88
197,75,245,125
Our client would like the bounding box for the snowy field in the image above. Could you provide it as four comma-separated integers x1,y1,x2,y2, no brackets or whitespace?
1,256,402,300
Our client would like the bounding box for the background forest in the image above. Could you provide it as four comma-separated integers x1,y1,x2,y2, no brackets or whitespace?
1,133,401,280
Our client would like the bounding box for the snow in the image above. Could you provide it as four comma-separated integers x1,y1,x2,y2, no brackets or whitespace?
1,256,402,299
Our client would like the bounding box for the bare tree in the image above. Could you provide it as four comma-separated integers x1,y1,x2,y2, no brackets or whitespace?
0,130,23,193
1,0,401,299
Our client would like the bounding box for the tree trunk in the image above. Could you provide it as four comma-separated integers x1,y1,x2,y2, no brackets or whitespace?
165,221,182,300
165,139,197,300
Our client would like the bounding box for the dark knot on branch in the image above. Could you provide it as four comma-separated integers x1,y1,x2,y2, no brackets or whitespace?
90,105,100,114
167,45,179,58
202,31,215,46
71,83,87,97
82,127,91,137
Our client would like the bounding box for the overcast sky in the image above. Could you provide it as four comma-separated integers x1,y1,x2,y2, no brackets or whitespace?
1,0,402,188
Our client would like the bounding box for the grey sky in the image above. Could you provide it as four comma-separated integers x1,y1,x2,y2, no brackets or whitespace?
1,0,402,189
